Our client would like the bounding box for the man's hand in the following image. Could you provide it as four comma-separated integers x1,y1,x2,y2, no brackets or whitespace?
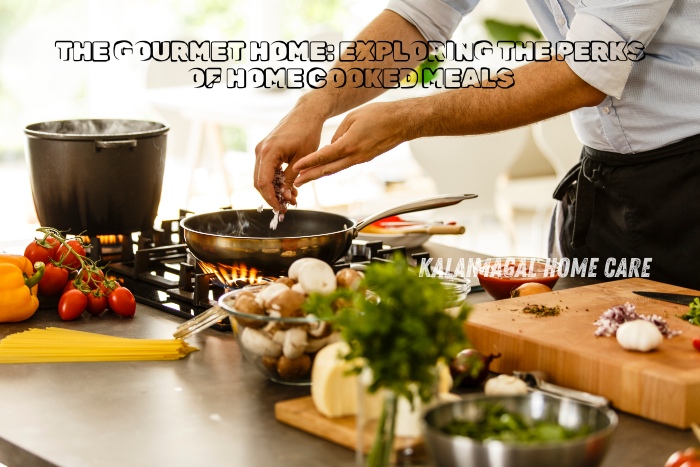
253,10,425,208
293,100,421,187
254,102,326,212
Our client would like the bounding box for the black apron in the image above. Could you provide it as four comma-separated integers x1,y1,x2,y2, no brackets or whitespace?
550,133,700,289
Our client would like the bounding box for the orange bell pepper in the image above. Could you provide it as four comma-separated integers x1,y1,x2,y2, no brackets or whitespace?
0,255,44,323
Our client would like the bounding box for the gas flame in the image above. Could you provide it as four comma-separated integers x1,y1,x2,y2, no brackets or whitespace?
82,235,124,245
198,261,269,287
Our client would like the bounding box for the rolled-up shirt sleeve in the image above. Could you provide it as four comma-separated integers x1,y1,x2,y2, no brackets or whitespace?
386,0,479,43
565,0,674,99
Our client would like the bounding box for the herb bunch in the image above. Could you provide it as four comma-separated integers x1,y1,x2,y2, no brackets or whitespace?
679,298,700,326
307,255,470,405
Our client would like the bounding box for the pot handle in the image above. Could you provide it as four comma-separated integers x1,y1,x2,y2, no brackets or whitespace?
354,194,478,232
95,139,138,149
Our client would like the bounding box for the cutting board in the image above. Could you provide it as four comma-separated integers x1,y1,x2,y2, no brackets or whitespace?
275,396,423,457
467,278,700,428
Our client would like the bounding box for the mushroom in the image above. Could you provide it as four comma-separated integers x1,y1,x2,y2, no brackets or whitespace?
308,320,332,338
305,335,333,353
232,292,266,328
259,282,290,308
291,283,306,295
267,289,306,318
288,258,317,281
240,327,282,358
272,329,287,346
261,356,279,374
275,276,296,287
277,354,312,381
298,261,337,295
336,268,363,290
283,327,308,359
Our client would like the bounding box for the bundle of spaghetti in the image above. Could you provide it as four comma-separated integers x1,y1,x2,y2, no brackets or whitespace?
0,327,198,363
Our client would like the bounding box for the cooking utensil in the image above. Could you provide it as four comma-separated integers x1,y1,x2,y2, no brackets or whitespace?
181,194,477,275
25,119,168,235
632,291,699,306
423,392,617,467
513,371,610,408
360,224,465,235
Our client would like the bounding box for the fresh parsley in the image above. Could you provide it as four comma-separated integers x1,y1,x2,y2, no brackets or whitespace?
307,254,470,405
679,298,700,326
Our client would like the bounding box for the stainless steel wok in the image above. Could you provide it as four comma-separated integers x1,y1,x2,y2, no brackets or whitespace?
181,194,476,274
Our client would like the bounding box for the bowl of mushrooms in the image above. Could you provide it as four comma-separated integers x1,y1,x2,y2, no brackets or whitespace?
218,258,363,385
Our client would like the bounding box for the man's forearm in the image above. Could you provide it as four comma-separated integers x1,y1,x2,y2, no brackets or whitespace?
405,58,606,138
296,9,426,120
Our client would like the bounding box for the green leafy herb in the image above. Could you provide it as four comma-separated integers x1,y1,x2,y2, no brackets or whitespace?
307,255,470,405
443,403,590,443
679,298,700,326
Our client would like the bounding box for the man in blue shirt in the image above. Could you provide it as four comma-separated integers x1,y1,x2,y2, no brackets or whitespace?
254,0,700,288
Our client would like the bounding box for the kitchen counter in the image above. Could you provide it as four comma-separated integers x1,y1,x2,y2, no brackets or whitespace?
0,243,694,467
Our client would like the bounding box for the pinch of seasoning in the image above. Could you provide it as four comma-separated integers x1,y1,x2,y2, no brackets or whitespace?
522,304,562,317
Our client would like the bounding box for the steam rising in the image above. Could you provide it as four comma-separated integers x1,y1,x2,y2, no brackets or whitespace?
27,119,166,137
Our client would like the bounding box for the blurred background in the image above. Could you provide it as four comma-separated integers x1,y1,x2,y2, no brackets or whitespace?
0,0,581,257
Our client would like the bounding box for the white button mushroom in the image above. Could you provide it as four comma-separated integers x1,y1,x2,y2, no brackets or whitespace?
259,282,290,308
288,258,317,281
297,260,337,295
240,327,282,358
283,327,308,359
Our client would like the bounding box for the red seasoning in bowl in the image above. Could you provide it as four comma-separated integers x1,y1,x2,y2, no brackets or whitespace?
477,258,559,300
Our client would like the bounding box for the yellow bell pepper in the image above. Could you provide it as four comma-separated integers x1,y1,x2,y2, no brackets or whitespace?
0,255,44,323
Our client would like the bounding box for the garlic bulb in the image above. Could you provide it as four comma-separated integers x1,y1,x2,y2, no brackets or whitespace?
616,319,663,352
484,374,529,396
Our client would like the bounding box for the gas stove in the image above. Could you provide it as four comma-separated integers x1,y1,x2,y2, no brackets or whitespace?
98,211,432,332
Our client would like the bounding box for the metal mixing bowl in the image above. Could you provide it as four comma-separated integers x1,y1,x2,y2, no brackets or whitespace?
423,393,617,467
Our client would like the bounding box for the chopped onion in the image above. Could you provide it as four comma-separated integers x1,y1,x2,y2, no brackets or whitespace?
593,302,681,338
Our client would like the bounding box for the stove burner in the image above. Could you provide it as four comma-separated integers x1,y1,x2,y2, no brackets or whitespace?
100,211,432,333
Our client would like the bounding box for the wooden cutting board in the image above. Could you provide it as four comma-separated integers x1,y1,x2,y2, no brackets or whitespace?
467,278,700,428
275,396,423,457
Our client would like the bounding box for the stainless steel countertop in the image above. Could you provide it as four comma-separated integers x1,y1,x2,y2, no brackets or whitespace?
0,242,694,466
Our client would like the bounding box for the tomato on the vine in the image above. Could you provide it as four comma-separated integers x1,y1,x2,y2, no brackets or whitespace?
86,292,108,315
79,267,105,289
38,264,70,296
58,289,87,321
108,287,136,317
55,240,86,269
24,239,55,266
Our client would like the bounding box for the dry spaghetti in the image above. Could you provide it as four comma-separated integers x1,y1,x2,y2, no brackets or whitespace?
0,327,198,363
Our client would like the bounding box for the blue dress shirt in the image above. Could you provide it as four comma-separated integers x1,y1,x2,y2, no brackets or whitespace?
386,0,700,154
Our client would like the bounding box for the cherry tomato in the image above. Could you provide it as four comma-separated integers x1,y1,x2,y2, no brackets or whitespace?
692,338,700,352
38,264,70,296
63,279,78,294
86,292,108,315
24,240,54,265
665,448,700,467
108,287,136,317
58,289,87,321
79,267,105,289
55,240,86,269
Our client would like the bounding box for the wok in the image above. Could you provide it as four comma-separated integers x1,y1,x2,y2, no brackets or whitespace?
181,194,476,274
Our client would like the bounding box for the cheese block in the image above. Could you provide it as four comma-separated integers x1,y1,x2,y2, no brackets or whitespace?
311,341,385,419
311,341,361,418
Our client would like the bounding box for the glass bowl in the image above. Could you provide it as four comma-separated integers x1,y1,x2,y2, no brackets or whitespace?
440,276,472,307
423,392,617,467
219,286,337,386
476,257,559,300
